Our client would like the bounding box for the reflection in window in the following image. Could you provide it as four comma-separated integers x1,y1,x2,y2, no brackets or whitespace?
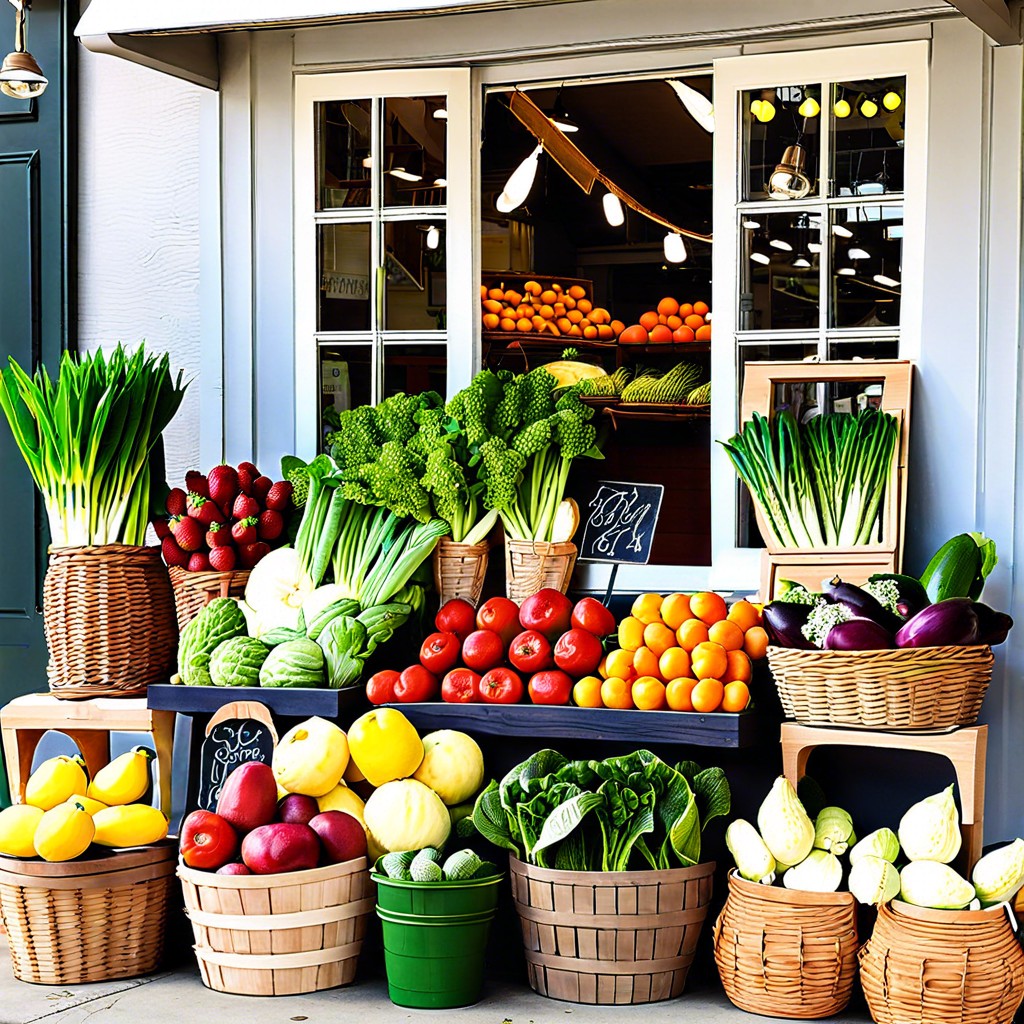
831,77,905,197
316,100,372,210
318,224,372,332
383,343,447,400
383,221,446,331
318,344,373,442
383,96,447,207
830,205,902,328
743,84,821,201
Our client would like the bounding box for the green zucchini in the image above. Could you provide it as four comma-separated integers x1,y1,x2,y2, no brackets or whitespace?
920,534,987,603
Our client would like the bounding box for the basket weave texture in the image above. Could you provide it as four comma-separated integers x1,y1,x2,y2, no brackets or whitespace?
505,540,577,601
432,539,489,607
179,857,374,996
712,870,859,1019
43,545,178,699
168,566,251,633
0,845,175,985
509,856,714,1005
767,644,994,730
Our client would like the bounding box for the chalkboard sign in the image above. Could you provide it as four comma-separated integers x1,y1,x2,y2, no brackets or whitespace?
197,702,278,811
578,480,665,564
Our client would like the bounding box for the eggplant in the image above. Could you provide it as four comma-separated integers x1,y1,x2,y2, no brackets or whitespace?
973,602,1013,646
895,598,980,648
762,601,815,649
867,573,931,620
825,576,902,633
824,617,895,651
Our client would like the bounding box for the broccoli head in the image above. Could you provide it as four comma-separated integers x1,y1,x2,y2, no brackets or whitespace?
477,437,526,511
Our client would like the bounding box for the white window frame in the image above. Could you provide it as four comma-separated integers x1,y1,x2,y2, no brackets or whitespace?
294,68,475,459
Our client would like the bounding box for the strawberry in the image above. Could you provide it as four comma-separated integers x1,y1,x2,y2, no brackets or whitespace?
240,541,271,569
231,516,259,546
188,551,212,573
187,492,225,526
185,471,209,498
207,465,239,510
264,480,293,511
152,519,171,540
237,461,259,479
252,476,274,502
237,467,256,495
165,487,188,517
206,521,232,548
171,516,204,553
257,509,284,542
208,545,237,572
161,535,189,568
232,493,260,520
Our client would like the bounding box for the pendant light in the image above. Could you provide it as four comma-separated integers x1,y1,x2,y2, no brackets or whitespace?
389,167,423,182
496,145,542,213
834,98,852,118
0,0,46,100
793,255,811,268
602,190,625,227
882,91,902,111
668,79,715,133
860,97,879,119
768,143,812,200
425,226,441,250
663,232,688,263
797,96,820,119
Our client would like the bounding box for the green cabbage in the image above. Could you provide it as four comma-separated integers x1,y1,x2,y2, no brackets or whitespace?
209,636,270,687
259,638,325,688
814,806,855,856
178,598,247,686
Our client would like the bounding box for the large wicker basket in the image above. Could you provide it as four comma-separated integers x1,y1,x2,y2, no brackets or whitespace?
168,566,251,633
712,870,859,1019
505,540,577,601
179,857,374,996
766,644,994,730
43,544,178,698
432,539,489,607
509,856,714,1005
0,844,176,985
859,899,1024,1024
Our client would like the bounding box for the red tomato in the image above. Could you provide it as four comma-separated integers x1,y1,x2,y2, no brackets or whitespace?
435,598,477,641
365,669,399,705
442,667,480,703
476,596,521,646
553,628,604,676
479,667,524,704
519,588,573,641
179,810,239,870
508,629,553,674
419,631,461,675
461,629,505,673
528,670,574,705
570,597,617,637
392,664,439,703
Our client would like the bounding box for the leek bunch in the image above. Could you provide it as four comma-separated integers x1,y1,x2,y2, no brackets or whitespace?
0,345,187,547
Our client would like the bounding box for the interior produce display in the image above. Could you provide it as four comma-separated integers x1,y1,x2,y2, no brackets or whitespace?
618,298,712,345
480,278,622,341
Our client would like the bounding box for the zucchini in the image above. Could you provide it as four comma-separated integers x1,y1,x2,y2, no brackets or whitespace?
920,534,983,603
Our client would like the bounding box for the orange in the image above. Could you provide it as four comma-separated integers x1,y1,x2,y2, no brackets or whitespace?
516,304,533,318
724,649,752,684
708,619,745,653
632,676,667,711
657,296,680,317
632,646,662,680
488,287,505,301
539,304,555,320
691,641,728,681
631,593,664,625
678,302,694,317
583,325,598,340
532,315,546,331
658,314,668,325
482,299,502,314
618,616,645,652
660,593,692,630
597,324,615,340
551,283,563,293
590,307,610,325
643,621,677,657
553,302,566,317
673,326,695,343
666,677,698,711
576,298,593,315
567,309,584,324
649,324,673,344
605,648,636,681
556,317,572,333
727,599,761,632
695,324,712,341
693,300,710,317
568,325,583,337
691,678,725,713
639,310,660,331
744,626,769,660
540,289,557,305
666,314,683,331
676,618,709,652
721,680,751,712
610,320,626,336
500,318,517,332
597,654,610,680
567,284,586,300
659,646,692,681
504,290,523,307
482,313,500,330
563,295,577,310
579,317,592,330
573,675,604,708
690,591,728,626
516,318,533,332
524,280,542,296
601,676,633,710
684,314,705,331
480,284,488,299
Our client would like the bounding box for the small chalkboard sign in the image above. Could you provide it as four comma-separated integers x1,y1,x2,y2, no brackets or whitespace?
578,480,665,565
197,701,278,811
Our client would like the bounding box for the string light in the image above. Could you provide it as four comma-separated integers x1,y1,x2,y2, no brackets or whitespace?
425,226,440,250
798,97,820,118
874,274,900,287
860,98,879,118
602,191,625,227
769,239,793,251
663,232,688,263
883,91,902,111
751,252,771,265
793,256,811,268
834,98,851,118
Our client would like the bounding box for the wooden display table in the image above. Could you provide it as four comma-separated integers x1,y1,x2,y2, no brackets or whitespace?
780,722,987,872
0,694,175,815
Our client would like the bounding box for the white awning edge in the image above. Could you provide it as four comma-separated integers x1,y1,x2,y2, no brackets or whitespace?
79,32,219,89
945,0,1020,43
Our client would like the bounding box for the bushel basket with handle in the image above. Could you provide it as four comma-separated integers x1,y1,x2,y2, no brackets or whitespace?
168,565,251,633
505,540,576,601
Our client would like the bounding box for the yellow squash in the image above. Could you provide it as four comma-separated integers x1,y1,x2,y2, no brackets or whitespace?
347,708,423,788
0,804,45,858
34,802,95,862
87,746,153,806
92,804,168,848
25,754,88,810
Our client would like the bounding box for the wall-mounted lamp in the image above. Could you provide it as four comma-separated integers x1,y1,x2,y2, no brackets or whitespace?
0,0,47,100
768,143,812,200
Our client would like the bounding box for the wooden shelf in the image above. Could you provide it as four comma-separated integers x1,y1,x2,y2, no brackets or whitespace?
606,403,710,427
617,342,711,356
147,684,363,719
481,331,616,352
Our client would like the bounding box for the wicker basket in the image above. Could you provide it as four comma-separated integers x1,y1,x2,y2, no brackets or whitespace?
432,539,489,607
179,857,374,996
712,870,859,1019
767,644,994,730
859,899,1024,1024
509,856,714,1005
505,540,577,601
0,844,176,985
43,544,178,699
168,566,251,633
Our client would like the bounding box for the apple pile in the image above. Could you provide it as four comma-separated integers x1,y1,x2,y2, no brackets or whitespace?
365,590,617,706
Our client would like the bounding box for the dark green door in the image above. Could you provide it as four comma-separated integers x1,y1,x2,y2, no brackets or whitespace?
0,0,74,778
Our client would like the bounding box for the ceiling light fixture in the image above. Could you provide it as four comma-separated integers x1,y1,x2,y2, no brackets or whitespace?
663,231,688,263
832,224,854,238
742,219,762,230
751,252,771,265
860,98,879,118
837,267,857,276
882,91,902,111
848,247,871,260
874,274,900,287
602,190,625,227
807,241,823,253
425,225,441,250
769,239,793,251
768,143,812,200
433,177,447,187
389,167,423,182
433,107,448,120
668,79,715,133
750,98,776,123
496,144,542,213
548,115,579,134
362,156,373,169
834,98,851,118
0,0,46,99
793,256,811,268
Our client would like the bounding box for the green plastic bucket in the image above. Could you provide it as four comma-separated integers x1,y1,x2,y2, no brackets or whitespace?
372,866,503,917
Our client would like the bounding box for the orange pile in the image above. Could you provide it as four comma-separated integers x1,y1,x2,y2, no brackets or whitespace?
572,591,767,713
480,281,625,341
618,298,712,345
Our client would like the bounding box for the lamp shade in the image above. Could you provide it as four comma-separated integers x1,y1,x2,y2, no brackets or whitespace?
496,145,541,213
768,144,812,200
0,49,46,99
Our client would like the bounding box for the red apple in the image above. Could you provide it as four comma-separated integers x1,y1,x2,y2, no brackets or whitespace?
553,628,604,676
571,597,617,638
528,669,574,705
277,793,320,826
435,599,477,641
241,823,320,874
461,629,505,673
476,596,521,646
309,811,368,865
392,665,439,703
420,631,461,676
508,629,553,674
442,667,480,703
216,762,278,833
216,862,252,876
519,588,573,641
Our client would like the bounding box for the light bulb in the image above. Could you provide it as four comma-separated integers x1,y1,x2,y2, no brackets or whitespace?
389,167,423,182
807,242,822,253
750,99,763,119
848,247,871,260
433,107,448,120
769,239,793,251
496,145,542,213
837,267,856,276
755,100,776,123
426,226,440,250
832,224,854,238
834,98,851,118
860,98,879,118
663,232,688,263
883,91,902,111
874,274,900,287
433,178,447,187
668,80,715,133
742,219,761,230
793,256,811,268
751,252,771,265
798,97,820,118
602,191,625,227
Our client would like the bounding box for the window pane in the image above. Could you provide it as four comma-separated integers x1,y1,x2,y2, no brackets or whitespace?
742,84,821,201
827,338,899,361
383,96,447,207
383,343,447,400
831,77,905,198
316,100,372,211
740,212,821,331
319,344,373,444
318,224,372,331
830,205,903,328
383,221,445,330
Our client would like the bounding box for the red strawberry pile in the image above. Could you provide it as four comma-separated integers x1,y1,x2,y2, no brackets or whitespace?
365,590,616,707
154,461,295,573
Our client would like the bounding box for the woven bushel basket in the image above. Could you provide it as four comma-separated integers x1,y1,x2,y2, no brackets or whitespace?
509,856,714,1005
712,870,859,1019
43,545,177,698
168,566,251,633
859,899,1024,1024
505,540,577,602
432,539,489,607
0,845,175,985
179,857,374,996
766,644,994,730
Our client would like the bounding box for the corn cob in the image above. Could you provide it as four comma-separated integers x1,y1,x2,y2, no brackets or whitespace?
687,381,711,405
621,362,702,404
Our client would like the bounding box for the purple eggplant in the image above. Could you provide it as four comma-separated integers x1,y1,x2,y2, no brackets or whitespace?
824,617,895,651
895,598,980,648
973,602,1013,646
825,576,902,633
762,601,815,649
